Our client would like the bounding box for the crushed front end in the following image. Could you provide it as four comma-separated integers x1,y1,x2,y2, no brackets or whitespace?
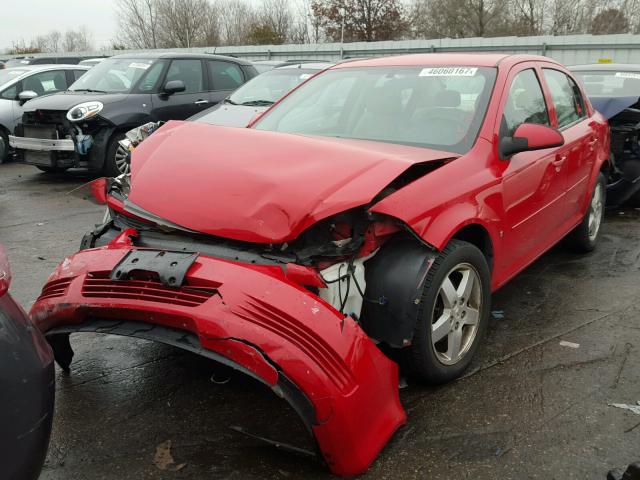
31,189,408,476
590,96,640,206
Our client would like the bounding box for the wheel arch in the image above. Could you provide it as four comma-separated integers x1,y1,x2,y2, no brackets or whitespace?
450,223,495,272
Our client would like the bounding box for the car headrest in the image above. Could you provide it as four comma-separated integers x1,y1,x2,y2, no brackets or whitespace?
53,73,66,90
435,90,461,108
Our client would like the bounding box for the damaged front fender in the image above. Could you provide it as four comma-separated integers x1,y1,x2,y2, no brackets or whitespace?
30,247,406,476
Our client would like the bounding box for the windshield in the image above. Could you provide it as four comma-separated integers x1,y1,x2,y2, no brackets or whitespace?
573,70,640,97
228,68,320,106
0,69,28,86
69,58,159,93
253,66,497,154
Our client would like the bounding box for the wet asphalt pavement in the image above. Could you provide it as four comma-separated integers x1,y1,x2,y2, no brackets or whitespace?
1,161,639,479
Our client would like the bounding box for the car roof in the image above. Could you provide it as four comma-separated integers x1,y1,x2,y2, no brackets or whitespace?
111,52,254,65
332,53,559,69
275,62,334,71
4,64,89,72
569,63,640,72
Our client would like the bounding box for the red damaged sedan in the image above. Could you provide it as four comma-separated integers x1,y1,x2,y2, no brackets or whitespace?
31,54,609,476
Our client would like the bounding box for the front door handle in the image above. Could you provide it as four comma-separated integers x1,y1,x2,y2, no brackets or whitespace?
194,99,209,105
552,155,567,172
587,138,598,151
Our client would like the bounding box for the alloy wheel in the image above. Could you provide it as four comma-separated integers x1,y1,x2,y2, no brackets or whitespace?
588,182,604,241
431,262,482,366
114,143,131,175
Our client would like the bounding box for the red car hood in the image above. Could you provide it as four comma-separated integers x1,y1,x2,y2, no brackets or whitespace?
129,121,458,243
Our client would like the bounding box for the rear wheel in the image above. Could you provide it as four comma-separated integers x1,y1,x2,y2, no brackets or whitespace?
404,239,491,384
102,133,129,177
565,173,605,252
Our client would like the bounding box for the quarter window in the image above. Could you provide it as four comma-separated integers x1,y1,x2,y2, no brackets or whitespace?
543,69,586,128
0,84,18,100
73,70,87,82
501,69,549,137
165,59,204,93
208,61,244,90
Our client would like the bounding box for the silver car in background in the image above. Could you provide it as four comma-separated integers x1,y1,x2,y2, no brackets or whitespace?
0,64,89,162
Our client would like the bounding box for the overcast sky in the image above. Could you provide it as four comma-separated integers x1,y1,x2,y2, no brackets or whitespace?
2,0,117,52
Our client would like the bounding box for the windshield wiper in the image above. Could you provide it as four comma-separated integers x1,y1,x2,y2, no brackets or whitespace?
240,100,274,107
71,88,108,94
223,98,239,105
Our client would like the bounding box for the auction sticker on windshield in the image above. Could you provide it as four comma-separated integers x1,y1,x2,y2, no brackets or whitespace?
420,67,478,77
615,72,640,80
129,62,151,70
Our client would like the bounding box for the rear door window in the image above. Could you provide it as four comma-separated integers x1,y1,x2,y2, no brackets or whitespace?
543,69,586,128
208,61,245,91
73,70,87,82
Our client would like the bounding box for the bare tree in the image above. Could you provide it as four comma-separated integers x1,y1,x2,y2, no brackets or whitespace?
115,0,161,49
202,2,222,46
510,0,547,35
62,27,93,52
312,0,409,42
289,0,324,43
591,7,630,33
218,0,257,45
156,0,213,47
33,30,62,53
409,0,511,38
262,0,294,41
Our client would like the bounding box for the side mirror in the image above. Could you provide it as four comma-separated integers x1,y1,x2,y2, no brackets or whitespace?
18,90,38,104
163,80,185,96
500,123,564,159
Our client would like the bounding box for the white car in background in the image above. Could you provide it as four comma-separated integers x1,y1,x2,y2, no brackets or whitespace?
0,64,89,162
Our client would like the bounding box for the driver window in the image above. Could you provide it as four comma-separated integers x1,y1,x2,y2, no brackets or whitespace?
501,69,549,137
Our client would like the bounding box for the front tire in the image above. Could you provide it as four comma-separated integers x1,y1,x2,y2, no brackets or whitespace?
565,173,606,253
405,239,491,384
0,129,9,164
103,133,129,177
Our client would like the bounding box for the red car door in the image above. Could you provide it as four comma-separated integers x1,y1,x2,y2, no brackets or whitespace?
540,67,597,223
496,65,569,278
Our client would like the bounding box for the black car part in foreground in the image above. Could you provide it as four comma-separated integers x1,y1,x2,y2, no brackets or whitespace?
0,246,55,480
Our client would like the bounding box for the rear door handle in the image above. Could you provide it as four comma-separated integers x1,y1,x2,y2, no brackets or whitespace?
194,100,209,105
588,138,598,150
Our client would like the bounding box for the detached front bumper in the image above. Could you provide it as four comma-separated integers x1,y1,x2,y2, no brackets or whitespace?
30,246,406,476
